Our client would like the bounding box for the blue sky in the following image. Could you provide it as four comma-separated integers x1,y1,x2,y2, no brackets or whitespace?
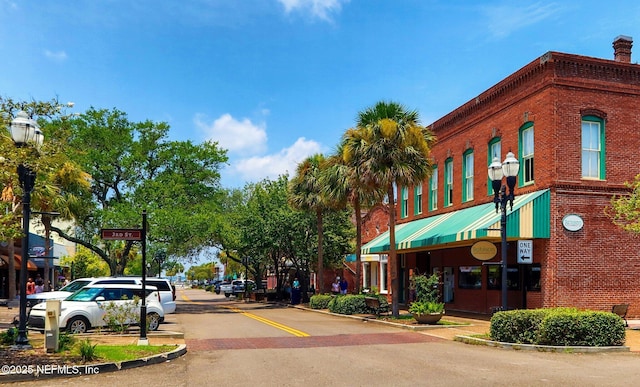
1,0,639,188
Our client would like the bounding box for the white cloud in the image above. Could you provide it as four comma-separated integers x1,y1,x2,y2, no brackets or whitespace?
482,2,563,39
231,137,324,184
44,49,68,62
195,113,267,155
277,0,348,21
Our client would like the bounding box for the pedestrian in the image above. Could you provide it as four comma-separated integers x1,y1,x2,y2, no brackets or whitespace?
339,277,348,295
291,277,301,305
331,277,340,295
26,277,36,295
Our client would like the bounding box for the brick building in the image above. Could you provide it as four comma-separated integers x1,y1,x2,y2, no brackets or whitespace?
362,36,640,316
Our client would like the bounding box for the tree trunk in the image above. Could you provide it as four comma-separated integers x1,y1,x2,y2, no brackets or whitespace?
43,217,52,291
388,183,399,317
316,209,324,293
8,240,16,301
354,194,362,294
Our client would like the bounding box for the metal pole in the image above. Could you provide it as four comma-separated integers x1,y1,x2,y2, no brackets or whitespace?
500,186,508,311
140,210,147,342
16,164,35,348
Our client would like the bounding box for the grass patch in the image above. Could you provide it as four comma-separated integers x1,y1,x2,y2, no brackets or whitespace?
91,344,177,362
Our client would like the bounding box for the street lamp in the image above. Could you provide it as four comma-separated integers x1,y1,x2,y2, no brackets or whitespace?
488,151,520,311
9,111,44,348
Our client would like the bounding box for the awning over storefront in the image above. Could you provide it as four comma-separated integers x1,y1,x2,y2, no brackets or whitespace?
345,254,381,263
362,189,550,254
0,254,38,270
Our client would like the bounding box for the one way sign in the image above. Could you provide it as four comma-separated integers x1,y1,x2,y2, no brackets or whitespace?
517,240,533,264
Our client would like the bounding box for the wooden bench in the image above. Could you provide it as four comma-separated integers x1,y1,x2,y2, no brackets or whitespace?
364,297,382,316
612,304,629,327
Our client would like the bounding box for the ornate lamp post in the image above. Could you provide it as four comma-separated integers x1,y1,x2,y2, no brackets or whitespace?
488,151,520,311
9,111,44,348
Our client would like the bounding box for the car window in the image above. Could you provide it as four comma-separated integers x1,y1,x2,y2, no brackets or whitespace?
95,279,137,285
146,280,170,291
102,289,122,301
66,287,103,301
60,280,93,292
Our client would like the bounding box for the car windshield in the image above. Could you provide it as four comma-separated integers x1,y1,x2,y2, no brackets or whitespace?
65,287,103,302
60,280,93,292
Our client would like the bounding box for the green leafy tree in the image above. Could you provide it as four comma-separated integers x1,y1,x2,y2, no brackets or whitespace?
289,154,335,293
323,139,385,293
609,174,640,233
60,246,110,279
0,97,90,297
355,101,436,316
47,107,228,274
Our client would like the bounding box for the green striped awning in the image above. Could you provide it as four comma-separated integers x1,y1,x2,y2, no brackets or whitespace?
362,189,550,254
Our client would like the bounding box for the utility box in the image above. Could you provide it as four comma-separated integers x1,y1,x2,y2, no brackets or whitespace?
44,299,61,353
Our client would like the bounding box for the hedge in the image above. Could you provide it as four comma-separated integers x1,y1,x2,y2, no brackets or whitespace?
490,308,625,346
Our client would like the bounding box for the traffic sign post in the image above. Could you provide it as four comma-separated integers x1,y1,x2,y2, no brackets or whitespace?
99,212,148,345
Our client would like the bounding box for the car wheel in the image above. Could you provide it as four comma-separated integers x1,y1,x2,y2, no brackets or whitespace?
224,293,230,298
147,312,161,331
67,316,90,334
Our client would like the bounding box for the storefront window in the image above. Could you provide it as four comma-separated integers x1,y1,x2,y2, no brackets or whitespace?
458,266,482,289
380,255,388,294
526,264,541,291
487,265,500,290
486,265,521,290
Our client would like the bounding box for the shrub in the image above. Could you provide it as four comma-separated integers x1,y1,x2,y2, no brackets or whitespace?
409,301,444,315
328,295,366,315
538,310,625,346
99,296,141,332
58,331,76,352
0,327,17,346
309,294,333,309
490,308,626,346
79,339,97,362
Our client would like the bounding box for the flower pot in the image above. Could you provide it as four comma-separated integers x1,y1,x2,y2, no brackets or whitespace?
412,312,444,324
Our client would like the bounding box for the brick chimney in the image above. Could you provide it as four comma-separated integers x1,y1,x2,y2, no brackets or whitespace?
613,35,633,63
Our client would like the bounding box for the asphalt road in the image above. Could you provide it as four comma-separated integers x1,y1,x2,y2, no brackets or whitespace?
13,288,640,386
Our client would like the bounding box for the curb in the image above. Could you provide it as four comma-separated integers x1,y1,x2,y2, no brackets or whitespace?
454,335,630,353
0,343,187,383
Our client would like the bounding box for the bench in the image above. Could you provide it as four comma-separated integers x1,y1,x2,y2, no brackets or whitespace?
364,297,383,316
612,304,629,327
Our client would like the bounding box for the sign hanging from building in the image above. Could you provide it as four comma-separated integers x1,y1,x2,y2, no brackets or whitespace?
471,241,497,261
517,240,533,264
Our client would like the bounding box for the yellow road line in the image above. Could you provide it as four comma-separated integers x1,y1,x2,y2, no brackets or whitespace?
225,306,310,337
180,290,309,337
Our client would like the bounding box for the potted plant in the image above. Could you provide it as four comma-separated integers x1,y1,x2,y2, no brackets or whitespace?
409,272,444,324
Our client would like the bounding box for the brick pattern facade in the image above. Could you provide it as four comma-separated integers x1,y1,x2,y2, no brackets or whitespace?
389,37,640,316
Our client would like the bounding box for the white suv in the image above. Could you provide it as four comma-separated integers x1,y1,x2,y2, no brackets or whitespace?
27,284,165,334
27,277,176,315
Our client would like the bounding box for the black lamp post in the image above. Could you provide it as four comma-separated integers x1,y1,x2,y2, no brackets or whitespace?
488,151,520,311
9,111,44,348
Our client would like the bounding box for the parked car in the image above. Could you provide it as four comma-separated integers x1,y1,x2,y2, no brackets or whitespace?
219,279,255,297
215,281,229,295
27,276,176,315
27,284,164,334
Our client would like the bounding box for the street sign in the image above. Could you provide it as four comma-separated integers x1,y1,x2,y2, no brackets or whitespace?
101,229,142,241
517,240,533,264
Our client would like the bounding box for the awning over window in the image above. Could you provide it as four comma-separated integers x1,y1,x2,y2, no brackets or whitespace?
0,254,39,270
362,189,550,254
345,254,381,263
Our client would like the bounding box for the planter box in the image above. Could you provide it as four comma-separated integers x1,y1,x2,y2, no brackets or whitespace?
412,312,444,324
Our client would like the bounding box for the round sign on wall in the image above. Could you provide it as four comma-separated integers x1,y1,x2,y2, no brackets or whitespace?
562,214,584,232
471,241,498,261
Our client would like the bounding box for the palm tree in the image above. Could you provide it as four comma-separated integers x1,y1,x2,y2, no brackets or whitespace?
355,101,436,317
323,137,385,293
288,154,331,293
